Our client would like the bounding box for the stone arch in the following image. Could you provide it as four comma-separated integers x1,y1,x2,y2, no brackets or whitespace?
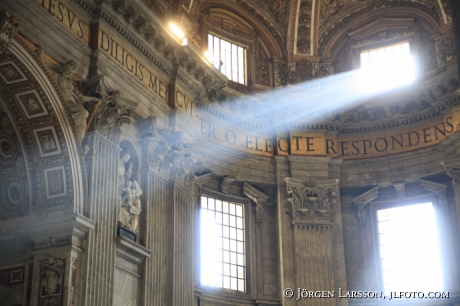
320,5,441,60
0,32,88,219
197,1,285,59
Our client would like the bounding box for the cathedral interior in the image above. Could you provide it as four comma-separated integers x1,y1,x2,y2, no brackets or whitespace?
0,0,460,305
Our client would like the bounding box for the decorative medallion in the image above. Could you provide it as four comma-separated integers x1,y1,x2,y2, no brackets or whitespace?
0,138,14,158
9,268,23,283
296,59,313,78
7,182,22,204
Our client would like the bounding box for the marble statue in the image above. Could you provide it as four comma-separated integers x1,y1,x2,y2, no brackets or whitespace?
52,60,101,140
117,152,142,233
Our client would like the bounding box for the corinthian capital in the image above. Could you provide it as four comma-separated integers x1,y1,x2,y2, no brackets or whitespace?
285,177,338,225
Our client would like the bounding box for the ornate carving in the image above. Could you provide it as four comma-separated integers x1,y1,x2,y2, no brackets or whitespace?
142,0,167,21
69,258,77,306
254,39,269,86
437,34,455,65
249,0,291,33
39,257,64,298
0,11,21,47
297,0,312,54
84,83,131,145
285,178,338,224
352,186,379,226
319,0,360,36
275,61,288,86
235,0,288,59
141,118,211,190
34,236,71,250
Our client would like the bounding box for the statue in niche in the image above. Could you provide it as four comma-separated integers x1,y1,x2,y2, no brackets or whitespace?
117,152,142,233
52,60,101,140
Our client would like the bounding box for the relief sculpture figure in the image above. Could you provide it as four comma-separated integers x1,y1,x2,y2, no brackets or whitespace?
52,60,101,140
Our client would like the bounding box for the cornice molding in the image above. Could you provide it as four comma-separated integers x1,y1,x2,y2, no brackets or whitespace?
116,236,151,259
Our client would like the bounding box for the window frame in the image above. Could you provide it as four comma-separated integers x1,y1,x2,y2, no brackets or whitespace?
196,188,255,298
369,194,447,294
207,33,248,86
353,38,414,70
359,41,411,70
202,27,255,90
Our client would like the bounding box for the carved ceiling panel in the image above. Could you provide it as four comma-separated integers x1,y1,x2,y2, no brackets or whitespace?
248,0,291,35
295,0,313,55
319,0,363,37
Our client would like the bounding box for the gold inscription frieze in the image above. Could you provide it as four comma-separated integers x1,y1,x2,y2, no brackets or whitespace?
195,113,274,157
281,115,455,160
98,28,169,103
33,0,90,45
171,84,196,117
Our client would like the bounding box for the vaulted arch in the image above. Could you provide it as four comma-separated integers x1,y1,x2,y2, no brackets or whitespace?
0,29,88,220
